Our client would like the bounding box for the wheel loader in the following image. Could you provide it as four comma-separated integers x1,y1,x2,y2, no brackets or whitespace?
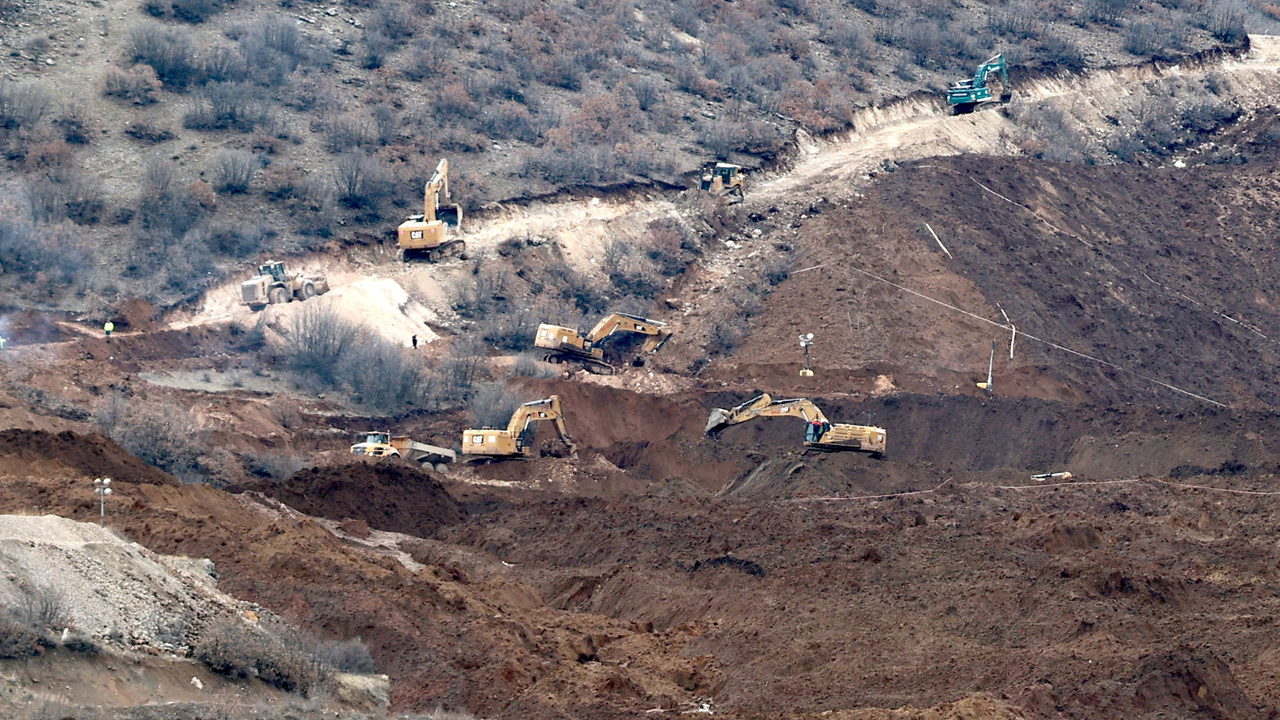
534,312,672,375
705,393,887,456
350,432,456,472
946,54,1011,114
700,162,745,203
397,158,464,262
461,395,576,459
240,261,330,310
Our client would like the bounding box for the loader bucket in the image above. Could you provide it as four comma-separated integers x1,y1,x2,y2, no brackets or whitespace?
705,408,731,434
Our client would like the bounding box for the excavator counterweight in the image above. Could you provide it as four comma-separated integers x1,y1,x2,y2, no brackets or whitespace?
535,312,672,374
462,395,576,458
705,393,887,456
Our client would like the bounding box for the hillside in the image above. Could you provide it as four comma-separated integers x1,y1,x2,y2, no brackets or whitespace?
0,0,1261,309
4,16,1280,720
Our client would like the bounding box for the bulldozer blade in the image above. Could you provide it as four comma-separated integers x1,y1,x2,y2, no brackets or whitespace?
705,408,731,435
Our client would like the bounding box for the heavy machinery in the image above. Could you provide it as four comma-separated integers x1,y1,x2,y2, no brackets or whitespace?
535,312,672,375
946,54,1011,114
705,393,887,456
349,432,456,471
240,261,330,310
461,395,575,459
700,162,745,203
397,158,464,262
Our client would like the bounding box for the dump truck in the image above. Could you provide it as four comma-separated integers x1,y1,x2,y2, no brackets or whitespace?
705,393,887,456
535,312,672,375
397,158,464,262
946,54,1011,114
349,432,456,471
461,395,575,459
240,261,330,310
700,162,745,203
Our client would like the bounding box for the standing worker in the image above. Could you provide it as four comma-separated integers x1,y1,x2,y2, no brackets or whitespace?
103,321,114,339
412,334,418,349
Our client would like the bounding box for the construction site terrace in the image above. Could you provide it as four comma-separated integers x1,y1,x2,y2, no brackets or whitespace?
10,35,1280,720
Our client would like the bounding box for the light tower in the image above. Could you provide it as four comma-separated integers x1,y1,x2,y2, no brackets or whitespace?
93,477,112,528
799,333,814,377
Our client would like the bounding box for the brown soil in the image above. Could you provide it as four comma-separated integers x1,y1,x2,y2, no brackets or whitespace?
0,428,174,485
236,462,467,538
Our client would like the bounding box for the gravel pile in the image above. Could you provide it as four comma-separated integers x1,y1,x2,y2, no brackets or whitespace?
0,514,256,654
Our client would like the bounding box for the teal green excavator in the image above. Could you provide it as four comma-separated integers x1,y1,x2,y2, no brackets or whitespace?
946,54,1011,114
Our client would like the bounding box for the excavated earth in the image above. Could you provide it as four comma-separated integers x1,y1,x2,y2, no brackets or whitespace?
11,46,1280,720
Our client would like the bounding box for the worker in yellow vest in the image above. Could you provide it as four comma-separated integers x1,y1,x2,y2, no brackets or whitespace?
104,321,114,338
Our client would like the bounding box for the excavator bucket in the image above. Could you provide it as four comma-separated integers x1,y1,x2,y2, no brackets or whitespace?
437,204,462,229
705,408,731,434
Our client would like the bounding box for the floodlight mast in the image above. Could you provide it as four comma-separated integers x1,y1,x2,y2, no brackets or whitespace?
799,333,815,377
93,477,112,528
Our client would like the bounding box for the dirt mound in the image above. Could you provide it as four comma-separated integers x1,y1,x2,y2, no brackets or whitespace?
240,462,466,538
110,298,160,333
0,429,175,485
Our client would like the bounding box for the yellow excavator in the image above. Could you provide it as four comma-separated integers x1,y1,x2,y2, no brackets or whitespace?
461,395,576,458
700,162,745,203
705,393,887,456
534,312,672,375
397,158,464,262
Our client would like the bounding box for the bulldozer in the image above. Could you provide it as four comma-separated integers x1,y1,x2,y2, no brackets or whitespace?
349,432,456,472
397,158,464,262
534,312,672,375
946,54,1011,114
240,261,330,310
461,395,576,459
705,393,887,456
700,162,745,203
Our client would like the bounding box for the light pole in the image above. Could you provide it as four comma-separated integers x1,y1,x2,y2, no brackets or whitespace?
93,478,112,528
798,333,814,377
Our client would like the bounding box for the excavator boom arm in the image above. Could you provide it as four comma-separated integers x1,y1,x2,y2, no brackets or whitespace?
705,394,830,433
423,159,448,222
585,313,671,345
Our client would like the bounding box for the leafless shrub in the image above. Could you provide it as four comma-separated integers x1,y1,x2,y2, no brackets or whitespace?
128,23,200,89
453,262,510,318
208,149,259,193
546,260,607,315
1039,34,1086,71
54,101,97,144
629,77,661,111
705,314,749,357
0,210,90,287
362,29,393,69
437,338,483,405
332,152,393,210
193,618,330,695
0,81,50,130
0,618,44,659
1089,0,1133,24
1124,19,1163,57
342,334,430,411
103,65,162,104
201,45,249,83
511,351,556,378
311,637,376,673
604,238,663,299
989,6,1042,39
137,156,204,238
286,302,359,386
238,15,311,86
478,100,537,142
184,81,271,132
13,584,69,630
124,112,175,143
479,305,538,351
95,394,212,483
469,382,521,428
27,167,105,224
1204,1,1246,43
322,113,377,152
901,21,944,67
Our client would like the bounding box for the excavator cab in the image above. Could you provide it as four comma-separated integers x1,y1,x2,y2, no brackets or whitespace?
804,420,831,444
